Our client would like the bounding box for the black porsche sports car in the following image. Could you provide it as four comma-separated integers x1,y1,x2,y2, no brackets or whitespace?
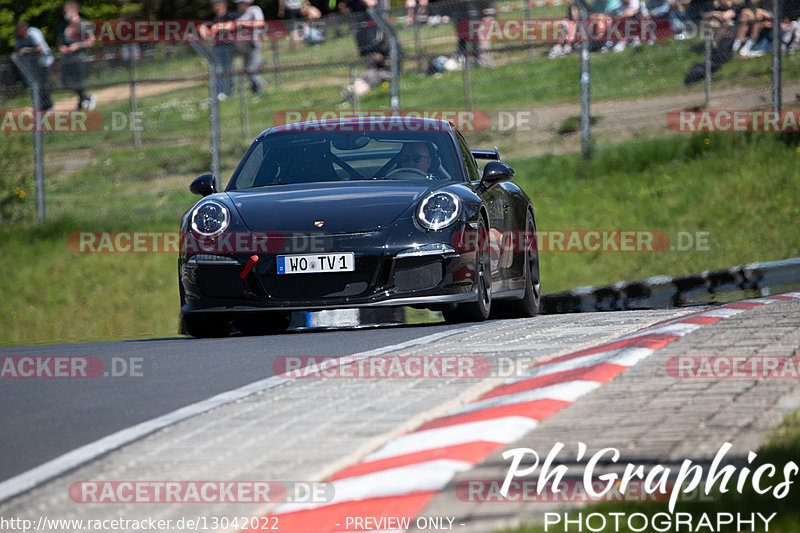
179,117,539,337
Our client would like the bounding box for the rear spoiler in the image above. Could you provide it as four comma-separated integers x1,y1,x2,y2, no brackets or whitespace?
471,147,500,161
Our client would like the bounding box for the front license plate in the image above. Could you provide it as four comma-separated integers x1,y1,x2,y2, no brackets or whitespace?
277,253,355,275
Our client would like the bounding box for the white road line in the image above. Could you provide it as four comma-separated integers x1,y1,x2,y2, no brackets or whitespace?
0,326,477,504
365,416,539,462
508,346,654,383
635,322,703,337
447,379,603,417
695,308,746,318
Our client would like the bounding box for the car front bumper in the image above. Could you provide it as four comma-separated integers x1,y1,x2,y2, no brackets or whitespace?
179,225,479,314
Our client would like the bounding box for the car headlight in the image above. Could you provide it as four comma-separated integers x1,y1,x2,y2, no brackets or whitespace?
190,200,230,237
416,191,461,231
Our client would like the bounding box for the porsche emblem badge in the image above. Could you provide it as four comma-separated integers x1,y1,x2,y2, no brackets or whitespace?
314,220,325,228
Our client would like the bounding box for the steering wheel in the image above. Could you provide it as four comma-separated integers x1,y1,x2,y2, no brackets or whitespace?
385,167,429,180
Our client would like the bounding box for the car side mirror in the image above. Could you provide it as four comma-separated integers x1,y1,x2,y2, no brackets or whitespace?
479,161,514,190
190,173,218,197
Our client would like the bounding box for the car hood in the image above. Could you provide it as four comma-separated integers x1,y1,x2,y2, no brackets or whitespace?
225,181,439,233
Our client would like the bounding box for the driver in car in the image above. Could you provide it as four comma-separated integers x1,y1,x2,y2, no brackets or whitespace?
397,142,433,175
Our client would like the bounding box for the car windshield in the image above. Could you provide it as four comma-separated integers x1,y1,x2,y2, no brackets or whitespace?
226,130,463,190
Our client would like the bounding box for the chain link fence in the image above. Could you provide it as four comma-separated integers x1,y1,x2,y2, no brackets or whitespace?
2,0,797,226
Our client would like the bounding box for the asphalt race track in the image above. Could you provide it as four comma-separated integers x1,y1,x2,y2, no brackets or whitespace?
0,323,461,482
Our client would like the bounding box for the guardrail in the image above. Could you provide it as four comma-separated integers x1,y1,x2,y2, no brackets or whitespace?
300,257,800,327
541,257,800,314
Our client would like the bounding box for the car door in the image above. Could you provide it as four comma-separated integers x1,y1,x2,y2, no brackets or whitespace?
454,132,509,287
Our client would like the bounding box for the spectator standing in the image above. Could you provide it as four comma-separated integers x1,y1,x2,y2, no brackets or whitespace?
405,0,429,26
14,21,54,111
201,0,238,100
448,0,495,66
234,0,265,93
347,0,379,55
59,1,95,110
342,0,401,98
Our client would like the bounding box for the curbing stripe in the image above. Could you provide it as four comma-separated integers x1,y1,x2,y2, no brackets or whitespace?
245,293,800,533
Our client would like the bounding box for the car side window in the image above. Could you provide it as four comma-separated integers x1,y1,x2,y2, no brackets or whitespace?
455,132,481,182
233,140,267,189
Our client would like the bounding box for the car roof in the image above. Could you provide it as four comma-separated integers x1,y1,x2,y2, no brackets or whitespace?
258,116,456,139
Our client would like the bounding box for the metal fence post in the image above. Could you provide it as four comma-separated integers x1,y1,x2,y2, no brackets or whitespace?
771,0,781,111
190,42,221,178
414,10,423,72
350,65,360,111
577,1,591,160
462,49,473,110
129,56,141,149
524,0,534,58
10,53,45,225
239,73,249,141
271,40,282,88
703,22,711,105
368,6,400,111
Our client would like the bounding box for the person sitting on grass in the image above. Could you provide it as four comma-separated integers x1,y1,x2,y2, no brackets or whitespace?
734,0,773,56
703,0,747,48
548,0,621,58
601,0,648,52
648,0,691,39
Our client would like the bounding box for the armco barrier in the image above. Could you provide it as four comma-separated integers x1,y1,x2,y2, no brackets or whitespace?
542,257,800,314
302,258,800,327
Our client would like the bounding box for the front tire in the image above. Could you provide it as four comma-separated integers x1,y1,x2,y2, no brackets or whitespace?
496,210,540,318
443,218,491,323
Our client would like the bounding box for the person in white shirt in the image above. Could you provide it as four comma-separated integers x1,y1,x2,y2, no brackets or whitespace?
235,0,266,93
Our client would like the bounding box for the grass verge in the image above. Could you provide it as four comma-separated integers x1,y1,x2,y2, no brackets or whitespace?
1,131,798,345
